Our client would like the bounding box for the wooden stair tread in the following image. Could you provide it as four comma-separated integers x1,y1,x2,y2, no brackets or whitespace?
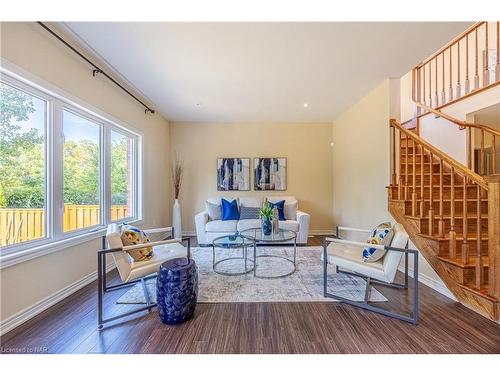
417,233,488,242
437,255,489,268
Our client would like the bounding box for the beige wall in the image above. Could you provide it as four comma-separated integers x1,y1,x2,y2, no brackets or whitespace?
331,80,393,229
170,122,334,233
0,22,171,324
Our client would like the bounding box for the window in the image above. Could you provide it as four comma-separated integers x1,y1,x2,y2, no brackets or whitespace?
0,81,47,246
111,130,135,221
0,71,141,257
63,110,101,232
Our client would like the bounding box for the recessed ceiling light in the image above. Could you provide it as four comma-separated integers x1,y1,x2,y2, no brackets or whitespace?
303,103,309,108
196,102,202,107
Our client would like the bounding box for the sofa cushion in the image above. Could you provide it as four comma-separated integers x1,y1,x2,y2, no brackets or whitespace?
240,197,263,208
221,198,240,221
362,222,393,263
239,206,260,220
267,196,297,220
268,200,286,220
206,200,221,220
205,220,238,233
237,219,261,232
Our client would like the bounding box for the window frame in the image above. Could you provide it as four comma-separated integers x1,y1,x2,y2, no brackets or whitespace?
0,61,143,267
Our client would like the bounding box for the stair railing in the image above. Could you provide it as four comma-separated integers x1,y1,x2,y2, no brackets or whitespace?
390,119,499,298
411,21,500,176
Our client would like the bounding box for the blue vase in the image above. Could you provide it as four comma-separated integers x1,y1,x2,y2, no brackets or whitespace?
262,218,272,235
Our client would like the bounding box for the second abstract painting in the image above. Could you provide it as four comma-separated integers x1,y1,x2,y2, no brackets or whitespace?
254,157,287,191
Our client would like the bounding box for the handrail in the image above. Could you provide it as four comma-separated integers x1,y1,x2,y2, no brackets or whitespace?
390,118,488,190
417,22,485,67
414,101,500,137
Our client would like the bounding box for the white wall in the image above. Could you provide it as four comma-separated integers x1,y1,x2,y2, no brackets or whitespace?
0,22,172,332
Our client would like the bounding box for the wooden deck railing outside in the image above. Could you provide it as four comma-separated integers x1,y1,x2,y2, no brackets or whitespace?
0,205,129,246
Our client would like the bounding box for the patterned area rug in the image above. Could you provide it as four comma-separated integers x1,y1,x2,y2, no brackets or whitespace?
117,246,387,304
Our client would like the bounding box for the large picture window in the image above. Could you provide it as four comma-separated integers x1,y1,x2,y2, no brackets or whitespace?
0,81,47,246
0,72,141,256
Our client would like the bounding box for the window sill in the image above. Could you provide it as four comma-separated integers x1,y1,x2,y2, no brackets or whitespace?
0,219,143,270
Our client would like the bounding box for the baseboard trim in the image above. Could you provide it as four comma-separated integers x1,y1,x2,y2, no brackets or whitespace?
399,265,457,301
182,230,335,237
0,263,116,337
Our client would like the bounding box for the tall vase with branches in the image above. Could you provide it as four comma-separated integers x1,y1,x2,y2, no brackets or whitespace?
171,154,183,239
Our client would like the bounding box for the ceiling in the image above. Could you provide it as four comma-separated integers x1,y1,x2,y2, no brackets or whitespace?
63,22,472,123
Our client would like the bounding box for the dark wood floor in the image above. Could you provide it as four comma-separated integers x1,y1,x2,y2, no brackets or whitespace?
1,236,499,354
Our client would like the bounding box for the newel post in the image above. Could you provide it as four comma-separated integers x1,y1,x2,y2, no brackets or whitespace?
485,175,500,303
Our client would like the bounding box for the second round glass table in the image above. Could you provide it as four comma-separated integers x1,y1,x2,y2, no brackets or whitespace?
240,228,297,279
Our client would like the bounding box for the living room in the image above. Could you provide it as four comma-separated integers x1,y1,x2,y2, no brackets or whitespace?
1,0,500,371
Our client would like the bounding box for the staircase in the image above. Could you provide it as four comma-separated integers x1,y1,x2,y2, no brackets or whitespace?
388,22,500,322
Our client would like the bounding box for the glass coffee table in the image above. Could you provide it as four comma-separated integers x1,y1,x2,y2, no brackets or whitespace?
240,228,297,279
212,234,255,276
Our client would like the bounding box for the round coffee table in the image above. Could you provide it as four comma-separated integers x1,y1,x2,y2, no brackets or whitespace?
240,228,297,279
212,234,255,276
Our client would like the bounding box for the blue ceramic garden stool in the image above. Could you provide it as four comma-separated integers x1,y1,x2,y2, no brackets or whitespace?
156,258,198,325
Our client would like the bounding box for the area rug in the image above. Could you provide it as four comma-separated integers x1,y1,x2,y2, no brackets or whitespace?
117,246,387,304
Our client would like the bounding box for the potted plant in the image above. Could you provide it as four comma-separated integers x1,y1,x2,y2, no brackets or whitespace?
259,202,274,236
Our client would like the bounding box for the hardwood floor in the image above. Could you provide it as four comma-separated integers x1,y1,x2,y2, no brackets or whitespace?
1,236,499,354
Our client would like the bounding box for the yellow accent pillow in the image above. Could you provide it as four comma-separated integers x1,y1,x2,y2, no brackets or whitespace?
121,225,153,262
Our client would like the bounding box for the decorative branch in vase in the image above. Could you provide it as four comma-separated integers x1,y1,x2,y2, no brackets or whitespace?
171,153,183,239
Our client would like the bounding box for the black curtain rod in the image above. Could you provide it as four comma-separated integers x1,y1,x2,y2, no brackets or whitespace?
37,22,155,114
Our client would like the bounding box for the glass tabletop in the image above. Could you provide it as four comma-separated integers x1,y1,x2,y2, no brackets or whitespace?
240,228,297,242
212,233,252,248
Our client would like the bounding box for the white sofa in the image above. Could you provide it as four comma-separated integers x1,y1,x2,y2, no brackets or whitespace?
195,196,310,245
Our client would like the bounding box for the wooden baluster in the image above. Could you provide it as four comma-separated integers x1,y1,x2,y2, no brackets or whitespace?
419,145,425,217
474,27,480,90
456,40,461,98
496,22,500,82
411,136,417,216
493,135,497,174
462,176,469,264
391,124,396,186
429,59,432,107
438,159,445,237
434,57,438,106
449,166,456,258
484,22,489,86
405,133,409,200
480,129,485,175
417,67,422,116
423,64,427,107
467,127,472,170
476,183,483,290
448,46,454,101
428,151,434,236
465,33,470,94
441,52,446,104
398,129,403,200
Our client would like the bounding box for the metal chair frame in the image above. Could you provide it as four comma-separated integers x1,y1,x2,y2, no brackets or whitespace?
97,233,191,329
323,236,419,325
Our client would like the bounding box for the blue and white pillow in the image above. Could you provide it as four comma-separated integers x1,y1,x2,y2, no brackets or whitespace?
362,222,393,263
239,206,260,220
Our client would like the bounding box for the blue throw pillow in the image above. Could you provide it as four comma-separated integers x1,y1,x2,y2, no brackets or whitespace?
221,198,240,221
268,200,286,221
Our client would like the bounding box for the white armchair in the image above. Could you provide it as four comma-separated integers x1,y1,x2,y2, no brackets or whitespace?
323,223,419,324
97,224,191,329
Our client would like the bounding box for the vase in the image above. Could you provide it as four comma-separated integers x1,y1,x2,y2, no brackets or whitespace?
262,217,272,236
172,198,182,239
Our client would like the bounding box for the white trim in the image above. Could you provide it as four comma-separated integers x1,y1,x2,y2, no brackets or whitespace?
0,263,116,336
0,219,143,270
308,230,336,235
399,264,457,301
